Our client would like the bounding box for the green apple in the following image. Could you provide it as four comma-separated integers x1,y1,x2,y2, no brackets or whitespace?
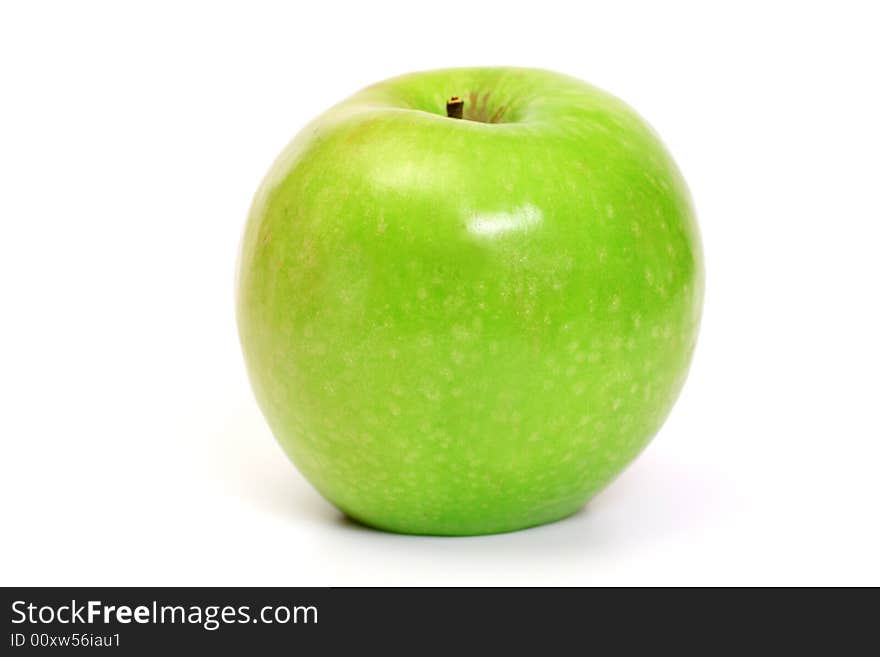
237,67,703,535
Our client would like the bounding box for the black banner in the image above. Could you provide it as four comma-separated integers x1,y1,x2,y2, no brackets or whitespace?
1,587,874,652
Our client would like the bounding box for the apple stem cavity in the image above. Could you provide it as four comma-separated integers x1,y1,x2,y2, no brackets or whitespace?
446,96,464,119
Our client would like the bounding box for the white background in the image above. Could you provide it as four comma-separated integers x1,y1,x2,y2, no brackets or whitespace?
2,1,878,586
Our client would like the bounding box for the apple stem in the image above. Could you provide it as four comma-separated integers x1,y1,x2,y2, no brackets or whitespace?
446,96,464,119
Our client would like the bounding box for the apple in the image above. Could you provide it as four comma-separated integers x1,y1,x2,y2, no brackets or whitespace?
237,67,703,535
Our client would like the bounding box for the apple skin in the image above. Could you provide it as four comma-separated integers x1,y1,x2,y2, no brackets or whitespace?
237,68,703,535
